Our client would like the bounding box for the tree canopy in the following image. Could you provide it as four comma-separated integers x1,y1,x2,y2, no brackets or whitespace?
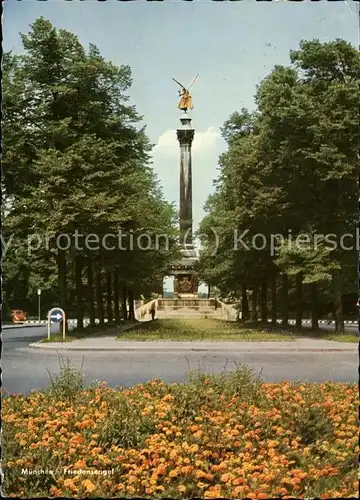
3,18,178,325
197,39,359,331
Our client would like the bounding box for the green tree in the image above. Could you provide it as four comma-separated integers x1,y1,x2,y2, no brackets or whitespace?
198,39,359,333
3,18,178,327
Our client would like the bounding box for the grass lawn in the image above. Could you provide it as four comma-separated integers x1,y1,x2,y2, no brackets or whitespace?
116,318,296,341
303,332,359,343
2,364,358,498
42,318,359,343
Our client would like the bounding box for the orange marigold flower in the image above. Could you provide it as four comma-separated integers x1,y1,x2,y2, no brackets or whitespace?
82,479,96,493
91,447,102,455
211,462,227,472
63,479,77,492
195,470,207,479
233,486,246,496
73,459,86,469
204,489,221,498
181,465,194,475
233,477,246,486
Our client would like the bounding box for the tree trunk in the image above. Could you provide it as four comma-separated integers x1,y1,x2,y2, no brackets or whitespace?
260,281,267,323
57,248,69,334
86,257,96,327
333,269,344,333
271,273,277,325
241,284,249,321
207,284,211,299
121,285,128,321
75,254,84,330
106,271,113,323
250,287,258,321
95,262,104,327
113,268,120,325
295,273,303,329
281,274,289,326
128,288,135,321
311,283,319,330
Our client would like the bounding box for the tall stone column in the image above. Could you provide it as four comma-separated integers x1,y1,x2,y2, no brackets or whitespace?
174,114,198,297
177,115,195,248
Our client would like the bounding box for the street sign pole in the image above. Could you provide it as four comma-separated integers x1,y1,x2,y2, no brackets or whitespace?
62,312,66,341
47,307,66,341
37,288,41,322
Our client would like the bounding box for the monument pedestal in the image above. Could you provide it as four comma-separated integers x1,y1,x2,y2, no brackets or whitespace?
172,246,198,298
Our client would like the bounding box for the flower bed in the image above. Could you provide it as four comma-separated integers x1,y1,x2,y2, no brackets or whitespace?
2,367,358,498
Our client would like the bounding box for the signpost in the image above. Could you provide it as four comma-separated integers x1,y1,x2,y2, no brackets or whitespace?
47,307,66,341
37,288,41,322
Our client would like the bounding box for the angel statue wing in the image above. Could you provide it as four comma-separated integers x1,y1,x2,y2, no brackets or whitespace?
187,74,199,90
172,77,186,90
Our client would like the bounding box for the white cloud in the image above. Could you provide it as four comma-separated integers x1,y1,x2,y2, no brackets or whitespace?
153,126,222,158
153,130,178,159
192,126,222,154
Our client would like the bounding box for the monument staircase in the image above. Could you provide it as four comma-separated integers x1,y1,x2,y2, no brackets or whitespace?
135,298,236,321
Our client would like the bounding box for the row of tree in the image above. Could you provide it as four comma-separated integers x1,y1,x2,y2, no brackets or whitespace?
197,39,359,332
3,18,179,327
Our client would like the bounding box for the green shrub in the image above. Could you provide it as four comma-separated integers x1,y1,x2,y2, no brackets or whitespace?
98,394,156,450
294,405,334,445
45,355,84,400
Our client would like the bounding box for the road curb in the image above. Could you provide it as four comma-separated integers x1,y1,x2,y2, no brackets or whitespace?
28,344,355,353
3,324,47,330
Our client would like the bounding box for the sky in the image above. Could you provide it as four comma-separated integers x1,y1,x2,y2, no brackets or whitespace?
4,0,359,291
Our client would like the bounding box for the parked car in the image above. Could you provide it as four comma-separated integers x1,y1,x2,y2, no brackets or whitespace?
11,310,27,324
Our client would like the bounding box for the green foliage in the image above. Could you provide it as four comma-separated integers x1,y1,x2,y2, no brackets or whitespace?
3,17,178,318
45,356,84,400
98,392,156,450
197,39,359,326
294,406,334,445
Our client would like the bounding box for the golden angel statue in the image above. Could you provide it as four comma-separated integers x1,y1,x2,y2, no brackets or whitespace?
172,74,199,113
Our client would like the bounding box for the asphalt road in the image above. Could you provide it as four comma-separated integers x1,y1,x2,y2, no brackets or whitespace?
2,324,358,394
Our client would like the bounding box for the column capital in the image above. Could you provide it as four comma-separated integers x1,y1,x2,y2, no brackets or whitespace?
177,128,195,146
